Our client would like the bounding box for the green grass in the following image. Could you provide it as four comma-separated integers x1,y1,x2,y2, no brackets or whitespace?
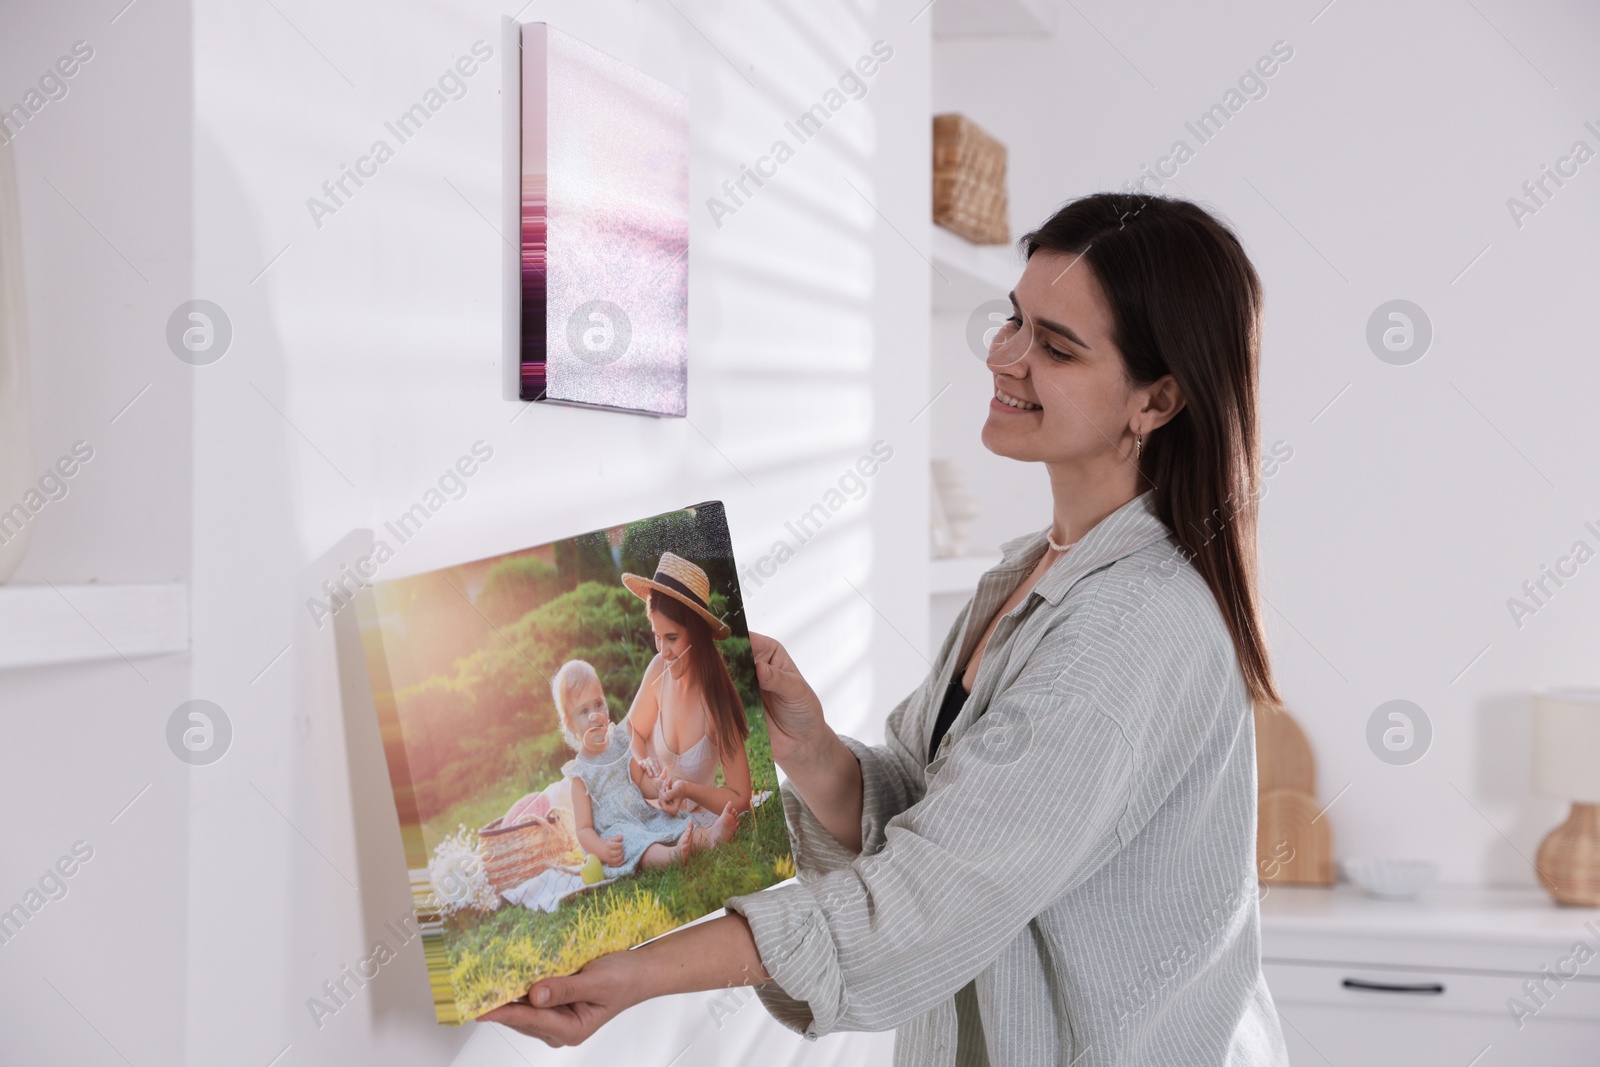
441,706,791,1018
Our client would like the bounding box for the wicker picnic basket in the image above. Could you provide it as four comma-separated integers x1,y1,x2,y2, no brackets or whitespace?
933,113,1010,245
478,808,580,894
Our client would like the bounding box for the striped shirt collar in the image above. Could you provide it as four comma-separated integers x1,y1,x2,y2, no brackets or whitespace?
991,490,1174,606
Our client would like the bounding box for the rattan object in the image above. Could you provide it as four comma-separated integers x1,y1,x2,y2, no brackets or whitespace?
478,809,580,894
1531,691,1600,906
1537,803,1600,906
933,113,1010,245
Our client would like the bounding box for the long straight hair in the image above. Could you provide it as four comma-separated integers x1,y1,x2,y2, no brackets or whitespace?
1020,193,1282,710
648,590,750,763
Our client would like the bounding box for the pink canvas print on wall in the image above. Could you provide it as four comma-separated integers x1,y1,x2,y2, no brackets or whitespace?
520,23,689,416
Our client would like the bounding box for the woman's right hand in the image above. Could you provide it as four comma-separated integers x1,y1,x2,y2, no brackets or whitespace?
656,775,680,806
749,631,864,853
749,631,832,770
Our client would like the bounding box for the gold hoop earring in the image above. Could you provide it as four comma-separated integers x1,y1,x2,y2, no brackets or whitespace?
1135,432,1143,461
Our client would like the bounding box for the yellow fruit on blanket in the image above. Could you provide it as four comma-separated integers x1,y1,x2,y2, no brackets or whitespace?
581,853,604,885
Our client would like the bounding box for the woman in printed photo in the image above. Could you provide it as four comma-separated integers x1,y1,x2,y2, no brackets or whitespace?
621,551,753,829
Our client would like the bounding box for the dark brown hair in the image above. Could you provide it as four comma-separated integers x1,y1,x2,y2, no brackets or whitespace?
647,590,750,762
1020,193,1281,710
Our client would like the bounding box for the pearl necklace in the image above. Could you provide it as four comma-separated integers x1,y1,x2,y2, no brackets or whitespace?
1047,531,1077,553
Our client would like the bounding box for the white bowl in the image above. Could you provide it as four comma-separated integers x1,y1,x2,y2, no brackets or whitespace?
1341,858,1438,900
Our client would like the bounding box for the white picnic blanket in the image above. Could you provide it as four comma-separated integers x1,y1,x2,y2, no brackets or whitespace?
502,867,594,912
502,790,775,914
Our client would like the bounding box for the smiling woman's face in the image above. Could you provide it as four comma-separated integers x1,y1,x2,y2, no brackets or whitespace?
981,251,1146,467
649,605,692,671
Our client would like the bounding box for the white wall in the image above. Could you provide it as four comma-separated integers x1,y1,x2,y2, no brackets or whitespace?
933,0,1600,886
0,0,929,1062
185,1,926,1065
0,1,193,1063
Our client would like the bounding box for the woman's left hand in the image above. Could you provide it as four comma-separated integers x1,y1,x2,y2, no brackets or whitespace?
658,775,686,806
480,949,643,1046
483,914,771,1048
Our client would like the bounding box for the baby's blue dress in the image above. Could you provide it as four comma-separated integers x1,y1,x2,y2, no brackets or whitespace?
564,722,694,878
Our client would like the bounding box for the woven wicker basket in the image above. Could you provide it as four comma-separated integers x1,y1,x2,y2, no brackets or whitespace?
478,810,580,894
933,113,1010,245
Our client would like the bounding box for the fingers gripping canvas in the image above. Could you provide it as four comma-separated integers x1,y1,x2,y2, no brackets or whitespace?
356,502,792,1023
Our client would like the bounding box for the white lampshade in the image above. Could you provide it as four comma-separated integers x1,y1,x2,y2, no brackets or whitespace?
1532,688,1600,803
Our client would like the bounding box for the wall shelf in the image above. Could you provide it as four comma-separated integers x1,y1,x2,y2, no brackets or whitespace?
0,583,188,670
931,224,1020,314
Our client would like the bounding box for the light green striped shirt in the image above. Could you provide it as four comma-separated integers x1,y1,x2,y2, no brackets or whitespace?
726,491,1289,1066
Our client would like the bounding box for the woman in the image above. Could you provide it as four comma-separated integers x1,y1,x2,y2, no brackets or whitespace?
621,551,753,825
484,194,1291,1065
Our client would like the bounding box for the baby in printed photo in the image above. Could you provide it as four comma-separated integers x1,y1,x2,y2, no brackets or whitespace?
553,659,736,878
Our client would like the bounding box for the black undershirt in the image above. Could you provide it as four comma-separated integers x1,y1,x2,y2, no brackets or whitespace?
927,676,970,762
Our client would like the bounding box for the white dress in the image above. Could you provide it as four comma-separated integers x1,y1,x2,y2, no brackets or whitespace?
563,723,692,878
649,686,722,829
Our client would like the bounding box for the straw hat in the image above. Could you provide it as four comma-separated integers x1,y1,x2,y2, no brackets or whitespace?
621,551,731,641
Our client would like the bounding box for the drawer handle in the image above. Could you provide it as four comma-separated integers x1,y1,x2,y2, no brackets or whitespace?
1341,978,1445,995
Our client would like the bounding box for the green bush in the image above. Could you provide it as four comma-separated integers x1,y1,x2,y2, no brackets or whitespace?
402,575,769,830
476,555,565,627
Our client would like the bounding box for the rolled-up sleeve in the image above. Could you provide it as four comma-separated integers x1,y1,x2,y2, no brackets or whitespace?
725,687,928,1035
725,638,1136,1039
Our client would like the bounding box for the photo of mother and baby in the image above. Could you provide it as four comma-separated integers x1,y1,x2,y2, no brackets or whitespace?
361,502,791,1023
529,550,753,879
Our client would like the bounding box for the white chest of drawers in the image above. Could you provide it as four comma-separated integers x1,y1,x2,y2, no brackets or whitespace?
1259,884,1600,1066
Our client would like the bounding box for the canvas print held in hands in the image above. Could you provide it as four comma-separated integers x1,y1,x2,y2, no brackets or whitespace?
357,501,792,1023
